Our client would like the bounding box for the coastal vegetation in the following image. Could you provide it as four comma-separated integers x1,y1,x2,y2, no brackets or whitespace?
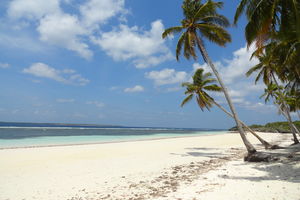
235,0,300,144
163,0,300,159
229,121,300,133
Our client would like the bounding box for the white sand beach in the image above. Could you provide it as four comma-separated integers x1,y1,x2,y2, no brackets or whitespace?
0,132,299,200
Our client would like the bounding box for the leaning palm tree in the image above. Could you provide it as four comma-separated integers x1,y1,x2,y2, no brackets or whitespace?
162,0,257,154
246,45,300,142
182,68,274,149
261,84,300,144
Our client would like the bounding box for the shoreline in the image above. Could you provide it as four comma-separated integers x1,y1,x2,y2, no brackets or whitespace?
0,131,229,150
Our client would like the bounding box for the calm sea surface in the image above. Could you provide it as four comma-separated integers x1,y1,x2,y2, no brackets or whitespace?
0,126,227,148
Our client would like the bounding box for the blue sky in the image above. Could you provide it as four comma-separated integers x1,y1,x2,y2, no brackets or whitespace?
0,0,290,128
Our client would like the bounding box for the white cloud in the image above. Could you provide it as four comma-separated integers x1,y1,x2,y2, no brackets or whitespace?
0,63,10,69
23,62,90,86
23,62,65,82
7,0,61,20
5,1,172,66
7,0,127,60
193,45,258,84
37,13,93,59
192,44,266,100
145,68,188,86
189,44,277,114
92,20,173,68
124,85,144,93
68,74,90,86
79,0,126,28
243,102,276,113
86,101,105,108
56,98,75,103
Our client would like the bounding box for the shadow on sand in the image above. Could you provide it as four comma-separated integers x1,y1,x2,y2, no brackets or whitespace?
223,144,300,183
170,147,237,158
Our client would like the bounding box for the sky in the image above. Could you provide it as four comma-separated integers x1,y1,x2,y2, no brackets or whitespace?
0,0,292,129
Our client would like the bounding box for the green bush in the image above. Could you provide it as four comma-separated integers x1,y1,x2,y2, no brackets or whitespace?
229,121,300,133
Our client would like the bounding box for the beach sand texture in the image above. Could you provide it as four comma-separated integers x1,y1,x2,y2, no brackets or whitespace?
0,132,299,200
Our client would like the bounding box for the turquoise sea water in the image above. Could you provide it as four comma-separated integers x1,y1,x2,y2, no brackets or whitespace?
0,127,227,148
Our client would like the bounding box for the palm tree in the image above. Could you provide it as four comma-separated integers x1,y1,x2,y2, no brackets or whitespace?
246,44,300,141
235,0,300,87
286,90,300,120
162,0,257,154
261,84,300,144
182,68,274,149
234,0,300,49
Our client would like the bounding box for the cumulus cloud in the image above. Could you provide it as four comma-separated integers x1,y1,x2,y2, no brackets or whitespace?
80,0,126,28
86,101,105,108
145,68,188,86
0,63,10,69
23,62,90,86
124,85,144,93
7,0,128,60
7,0,61,20
192,45,264,99
5,1,172,66
37,13,93,59
92,20,173,68
193,45,258,84
185,44,276,113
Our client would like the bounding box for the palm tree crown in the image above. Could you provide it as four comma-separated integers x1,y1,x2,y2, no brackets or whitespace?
162,0,231,61
181,68,222,110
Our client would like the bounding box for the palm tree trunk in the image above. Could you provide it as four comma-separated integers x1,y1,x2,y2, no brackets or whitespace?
277,104,299,144
271,74,300,140
195,37,256,154
212,100,273,149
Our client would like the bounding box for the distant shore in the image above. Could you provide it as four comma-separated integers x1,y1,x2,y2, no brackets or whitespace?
0,132,299,200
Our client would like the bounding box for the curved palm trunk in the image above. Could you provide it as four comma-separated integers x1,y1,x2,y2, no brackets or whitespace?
277,105,300,144
212,100,273,149
195,37,257,154
271,74,300,140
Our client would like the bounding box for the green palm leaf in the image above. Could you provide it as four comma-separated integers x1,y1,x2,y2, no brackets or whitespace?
162,26,184,39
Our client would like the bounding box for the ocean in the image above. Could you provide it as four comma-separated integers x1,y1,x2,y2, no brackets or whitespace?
0,123,227,148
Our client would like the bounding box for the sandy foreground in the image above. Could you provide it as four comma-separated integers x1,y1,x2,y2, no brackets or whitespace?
0,132,299,200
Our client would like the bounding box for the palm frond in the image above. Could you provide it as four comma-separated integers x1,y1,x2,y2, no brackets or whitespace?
162,26,184,39
176,32,186,60
234,0,249,24
201,14,230,27
246,63,263,77
181,94,194,107
196,23,231,46
203,84,222,92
